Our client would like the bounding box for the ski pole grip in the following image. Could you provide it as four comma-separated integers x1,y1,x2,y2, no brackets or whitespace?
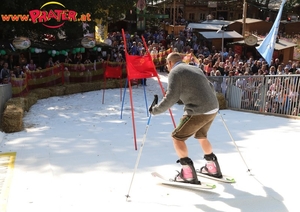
149,95,158,113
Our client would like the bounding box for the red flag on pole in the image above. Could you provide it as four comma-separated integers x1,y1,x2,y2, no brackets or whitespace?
121,29,176,150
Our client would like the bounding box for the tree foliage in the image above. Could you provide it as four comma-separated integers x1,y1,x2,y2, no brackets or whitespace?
0,0,136,40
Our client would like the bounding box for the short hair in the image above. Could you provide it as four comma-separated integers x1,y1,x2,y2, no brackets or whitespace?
166,52,182,63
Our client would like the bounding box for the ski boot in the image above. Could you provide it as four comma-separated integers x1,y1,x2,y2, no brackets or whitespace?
200,153,223,178
174,157,200,184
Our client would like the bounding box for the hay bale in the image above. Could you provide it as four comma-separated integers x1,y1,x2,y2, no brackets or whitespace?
64,84,82,95
216,92,227,109
2,105,23,133
26,93,38,108
88,82,102,91
81,82,102,92
48,86,66,96
30,88,51,99
27,92,38,99
5,97,29,112
104,79,120,89
80,82,97,92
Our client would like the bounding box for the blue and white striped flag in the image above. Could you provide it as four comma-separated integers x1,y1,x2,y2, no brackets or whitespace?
256,0,286,65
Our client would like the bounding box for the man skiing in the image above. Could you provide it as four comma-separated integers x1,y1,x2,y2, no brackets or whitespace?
149,52,222,184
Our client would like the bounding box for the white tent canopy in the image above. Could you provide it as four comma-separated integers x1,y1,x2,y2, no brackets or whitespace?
187,20,233,31
199,31,243,39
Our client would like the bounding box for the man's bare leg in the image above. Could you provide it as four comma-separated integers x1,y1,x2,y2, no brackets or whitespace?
172,138,188,158
198,138,213,155
172,138,199,183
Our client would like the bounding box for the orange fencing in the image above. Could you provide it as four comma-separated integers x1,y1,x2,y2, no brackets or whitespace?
11,49,174,97
11,61,114,97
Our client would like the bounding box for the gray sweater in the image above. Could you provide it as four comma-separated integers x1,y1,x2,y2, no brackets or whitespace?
151,63,219,115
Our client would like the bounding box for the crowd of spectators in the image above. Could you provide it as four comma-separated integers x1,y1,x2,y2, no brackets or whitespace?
104,28,299,116
104,28,300,76
1,27,299,83
0,27,299,116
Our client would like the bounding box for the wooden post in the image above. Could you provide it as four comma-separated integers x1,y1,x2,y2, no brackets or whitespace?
242,0,247,37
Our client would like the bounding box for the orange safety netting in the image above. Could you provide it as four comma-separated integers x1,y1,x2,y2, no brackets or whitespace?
10,50,173,98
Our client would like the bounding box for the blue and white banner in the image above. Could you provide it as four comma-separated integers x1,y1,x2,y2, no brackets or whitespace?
256,0,286,65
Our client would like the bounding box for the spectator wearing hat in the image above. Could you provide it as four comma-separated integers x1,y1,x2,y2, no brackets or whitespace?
237,61,244,74
284,66,290,75
130,42,138,55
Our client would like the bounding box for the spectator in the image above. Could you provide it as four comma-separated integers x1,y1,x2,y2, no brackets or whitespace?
274,58,280,70
223,65,231,76
261,63,269,75
235,73,247,89
84,56,92,64
211,70,223,93
26,59,37,71
228,48,235,58
173,38,184,53
221,47,228,61
289,63,297,74
9,69,16,79
284,66,290,75
74,53,83,64
277,64,284,75
137,42,144,55
19,53,27,67
251,60,259,75
285,60,293,70
96,55,104,62
45,57,54,68
64,55,73,64
202,47,210,57
116,53,124,63
130,42,138,55
216,61,224,75
0,62,10,84
14,66,25,78
269,66,276,75
244,62,251,73
237,62,244,73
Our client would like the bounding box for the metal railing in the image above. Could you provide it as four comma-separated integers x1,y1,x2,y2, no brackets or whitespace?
208,75,300,118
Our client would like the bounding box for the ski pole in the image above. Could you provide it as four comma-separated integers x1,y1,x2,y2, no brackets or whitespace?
218,111,252,174
125,95,157,201
125,114,152,201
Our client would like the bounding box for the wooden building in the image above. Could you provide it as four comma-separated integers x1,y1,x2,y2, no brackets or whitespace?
157,0,273,23
231,38,297,64
229,18,273,36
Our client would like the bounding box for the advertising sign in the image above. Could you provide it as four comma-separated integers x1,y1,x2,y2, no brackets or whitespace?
1,1,91,29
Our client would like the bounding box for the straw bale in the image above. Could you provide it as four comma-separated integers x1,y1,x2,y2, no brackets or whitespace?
27,92,38,99
90,82,102,91
80,82,98,92
26,93,38,108
5,97,29,112
64,84,82,95
2,105,23,133
80,82,104,92
216,92,227,109
103,79,117,89
30,88,51,99
48,86,66,96
104,79,124,89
